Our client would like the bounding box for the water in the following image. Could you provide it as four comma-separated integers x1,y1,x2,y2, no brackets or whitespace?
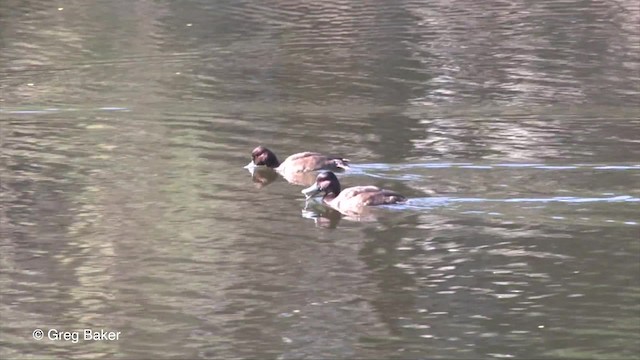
1,0,639,359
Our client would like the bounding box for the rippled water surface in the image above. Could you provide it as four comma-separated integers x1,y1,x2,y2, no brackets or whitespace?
1,1,639,359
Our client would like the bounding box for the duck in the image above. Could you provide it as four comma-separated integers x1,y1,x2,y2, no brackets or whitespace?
302,171,407,214
245,146,350,174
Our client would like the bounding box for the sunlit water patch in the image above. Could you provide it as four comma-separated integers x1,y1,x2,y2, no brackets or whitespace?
351,162,640,173
0,106,130,114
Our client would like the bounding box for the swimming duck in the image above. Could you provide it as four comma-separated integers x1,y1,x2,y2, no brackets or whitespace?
245,146,350,174
302,171,407,214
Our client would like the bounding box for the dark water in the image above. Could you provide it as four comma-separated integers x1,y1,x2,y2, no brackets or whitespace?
1,0,639,359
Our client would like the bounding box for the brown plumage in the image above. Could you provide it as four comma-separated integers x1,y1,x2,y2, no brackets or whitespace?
302,171,407,214
249,146,350,173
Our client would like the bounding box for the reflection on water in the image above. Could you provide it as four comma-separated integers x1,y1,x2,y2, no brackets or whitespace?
247,166,327,188
249,167,280,188
1,0,639,359
301,202,345,229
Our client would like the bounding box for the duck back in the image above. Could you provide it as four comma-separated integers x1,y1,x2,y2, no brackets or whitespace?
329,186,406,210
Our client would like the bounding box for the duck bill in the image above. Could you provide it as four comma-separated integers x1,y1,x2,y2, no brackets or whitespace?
301,183,321,199
243,161,257,170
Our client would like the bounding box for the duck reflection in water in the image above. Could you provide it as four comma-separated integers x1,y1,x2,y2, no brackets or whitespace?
246,164,323,188
301,200,384,228
301,202,344,228
247,166,279,188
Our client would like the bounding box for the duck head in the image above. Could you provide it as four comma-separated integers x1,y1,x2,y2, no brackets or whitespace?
302,171,341,199
245,146,280,169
